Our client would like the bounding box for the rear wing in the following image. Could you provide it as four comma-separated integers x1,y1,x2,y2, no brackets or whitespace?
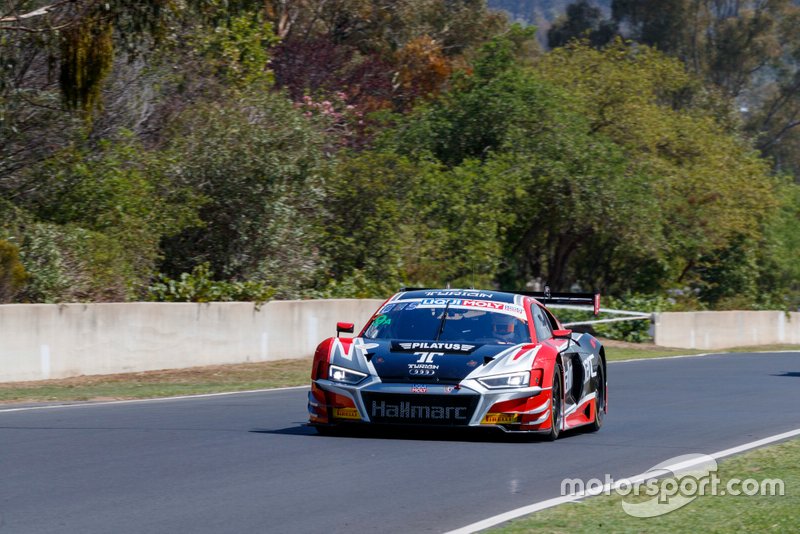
518,289,601,316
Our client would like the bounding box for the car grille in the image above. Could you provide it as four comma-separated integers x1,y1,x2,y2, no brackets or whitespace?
361,392,479,426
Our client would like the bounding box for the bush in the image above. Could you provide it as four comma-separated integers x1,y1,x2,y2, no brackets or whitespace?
159,91,329,298
0,239,29,302
16,222,136,302
147,263,275,303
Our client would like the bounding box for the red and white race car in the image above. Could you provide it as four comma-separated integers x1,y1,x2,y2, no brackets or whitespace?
308,288,607,439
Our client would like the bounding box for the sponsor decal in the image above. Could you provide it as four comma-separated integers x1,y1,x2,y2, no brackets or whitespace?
583,353,597,379
373,314,391,327
352,339,379,355
466,360,478,367
411,384,428,393
376,357,385,363
414,351,443,363
393,341,477,353
381,304,395,313
424,291,494,298
481,413,520,425
444,386,455,393
406,302,418,310
332,407,361,420
461,299,504,310
421,298,463,306
504,304,525,315
371,400,467,421
590,338,597,348
564,359,573,393
408,353,441,374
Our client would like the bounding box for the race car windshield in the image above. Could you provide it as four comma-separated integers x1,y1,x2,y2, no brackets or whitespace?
363,303,531,345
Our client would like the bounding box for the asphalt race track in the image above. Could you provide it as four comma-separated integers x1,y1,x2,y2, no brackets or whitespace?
1,352,799,533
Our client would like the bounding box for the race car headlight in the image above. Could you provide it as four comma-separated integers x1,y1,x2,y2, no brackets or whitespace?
328,364,368,385
477,371,530,389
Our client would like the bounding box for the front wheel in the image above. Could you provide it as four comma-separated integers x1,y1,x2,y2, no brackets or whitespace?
545,364,563,441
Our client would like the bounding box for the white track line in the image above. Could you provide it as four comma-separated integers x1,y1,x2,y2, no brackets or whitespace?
0,385,310,413
445,427,800,534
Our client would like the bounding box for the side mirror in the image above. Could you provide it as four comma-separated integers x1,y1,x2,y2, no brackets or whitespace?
553,329,572,339
336,322,355,337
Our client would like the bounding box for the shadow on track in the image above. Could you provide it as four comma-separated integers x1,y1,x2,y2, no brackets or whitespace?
773,372,800,377
250,424,578,443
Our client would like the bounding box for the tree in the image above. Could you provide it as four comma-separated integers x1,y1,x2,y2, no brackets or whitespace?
0,0,166,110
158,90,330,298
611,0,688,54
535,40,779,295
269,0,509,112
1,132,201,301
547,0,617,49
611,1,800,177
387,35,655,291
316,149,509,294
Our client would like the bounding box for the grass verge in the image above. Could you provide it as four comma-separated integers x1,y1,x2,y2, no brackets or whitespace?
492,437,800,533
0,358,312,404
0,342,797,404
603,341,800,361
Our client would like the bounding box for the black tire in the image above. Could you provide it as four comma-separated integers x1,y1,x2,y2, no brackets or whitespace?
545,363,563,441
587,362,606,432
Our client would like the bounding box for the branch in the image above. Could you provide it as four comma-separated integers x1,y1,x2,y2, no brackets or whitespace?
759,117,800,150
0,21,74,32
0,0,71,23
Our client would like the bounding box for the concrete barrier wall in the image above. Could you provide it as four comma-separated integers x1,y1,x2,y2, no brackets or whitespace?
0,300,383,383
2,303,797,382
654,311,800,350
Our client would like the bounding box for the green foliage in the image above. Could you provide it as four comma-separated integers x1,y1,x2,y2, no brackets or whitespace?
0,1,796,312
18,132,201,297
309,269,398,300
753,179,800,310
159,90,329,298
535,40,778,294
147,263,275,303
14,222,140,303
191,11,277,88
315,150,508,294
389,43,659,292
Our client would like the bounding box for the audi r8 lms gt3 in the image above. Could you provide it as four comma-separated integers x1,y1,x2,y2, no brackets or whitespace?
308,288,607,439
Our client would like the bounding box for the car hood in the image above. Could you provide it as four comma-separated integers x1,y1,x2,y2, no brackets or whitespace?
364,339,525,384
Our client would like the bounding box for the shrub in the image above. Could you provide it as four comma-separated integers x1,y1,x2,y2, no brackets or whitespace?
0,239,29,302
147,263,275,303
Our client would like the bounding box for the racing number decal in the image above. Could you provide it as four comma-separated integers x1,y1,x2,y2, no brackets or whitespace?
582,354,597,381
415,352,444,363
